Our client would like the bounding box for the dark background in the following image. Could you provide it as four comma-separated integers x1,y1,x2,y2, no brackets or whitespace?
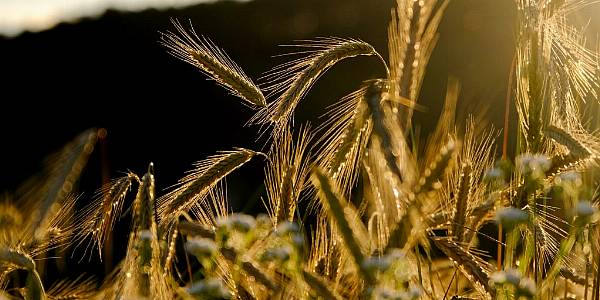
0,0,572,283
0,0,518,202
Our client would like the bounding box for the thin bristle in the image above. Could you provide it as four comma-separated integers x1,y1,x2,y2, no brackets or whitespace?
387,0,450,128
160,19,266,107
47,275,97,300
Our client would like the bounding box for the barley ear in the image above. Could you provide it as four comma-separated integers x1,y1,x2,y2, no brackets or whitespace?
75,173,137,258
22,128,98,237
431,237,493,297
545,125,591,158
414,138,456,195
161,19,266,107
252,38,383,132
451,163,472,241
310,167,373,284
158,148,258,223
46,275,96,300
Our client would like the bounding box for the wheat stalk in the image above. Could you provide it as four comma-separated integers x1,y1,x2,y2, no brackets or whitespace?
0,246,45,300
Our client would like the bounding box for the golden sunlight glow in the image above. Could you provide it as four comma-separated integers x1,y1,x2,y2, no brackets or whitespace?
0,0,251,37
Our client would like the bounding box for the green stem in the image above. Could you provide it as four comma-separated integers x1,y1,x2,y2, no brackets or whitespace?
504,228,520,270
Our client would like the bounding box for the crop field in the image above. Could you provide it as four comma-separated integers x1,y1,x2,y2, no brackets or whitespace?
1,0,600,299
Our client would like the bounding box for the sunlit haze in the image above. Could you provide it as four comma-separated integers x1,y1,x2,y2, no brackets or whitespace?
0,0,249,37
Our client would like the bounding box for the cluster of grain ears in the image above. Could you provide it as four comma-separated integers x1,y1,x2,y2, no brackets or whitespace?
2,0,600,299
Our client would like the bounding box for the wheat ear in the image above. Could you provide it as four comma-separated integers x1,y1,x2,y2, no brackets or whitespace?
545,125,591,157
264,126,312,224
158,148,258,223
316,84,372,198
29,194,79,259
431,237,493,297
46,275,97,300
25,129,98,236
414,138,456,195
122,164,171,299
252,38,383,130
75,173,137,258
364,79,407,182
451,163,472,241
387,0,449,129
161,19,265,107
132,163,156,231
